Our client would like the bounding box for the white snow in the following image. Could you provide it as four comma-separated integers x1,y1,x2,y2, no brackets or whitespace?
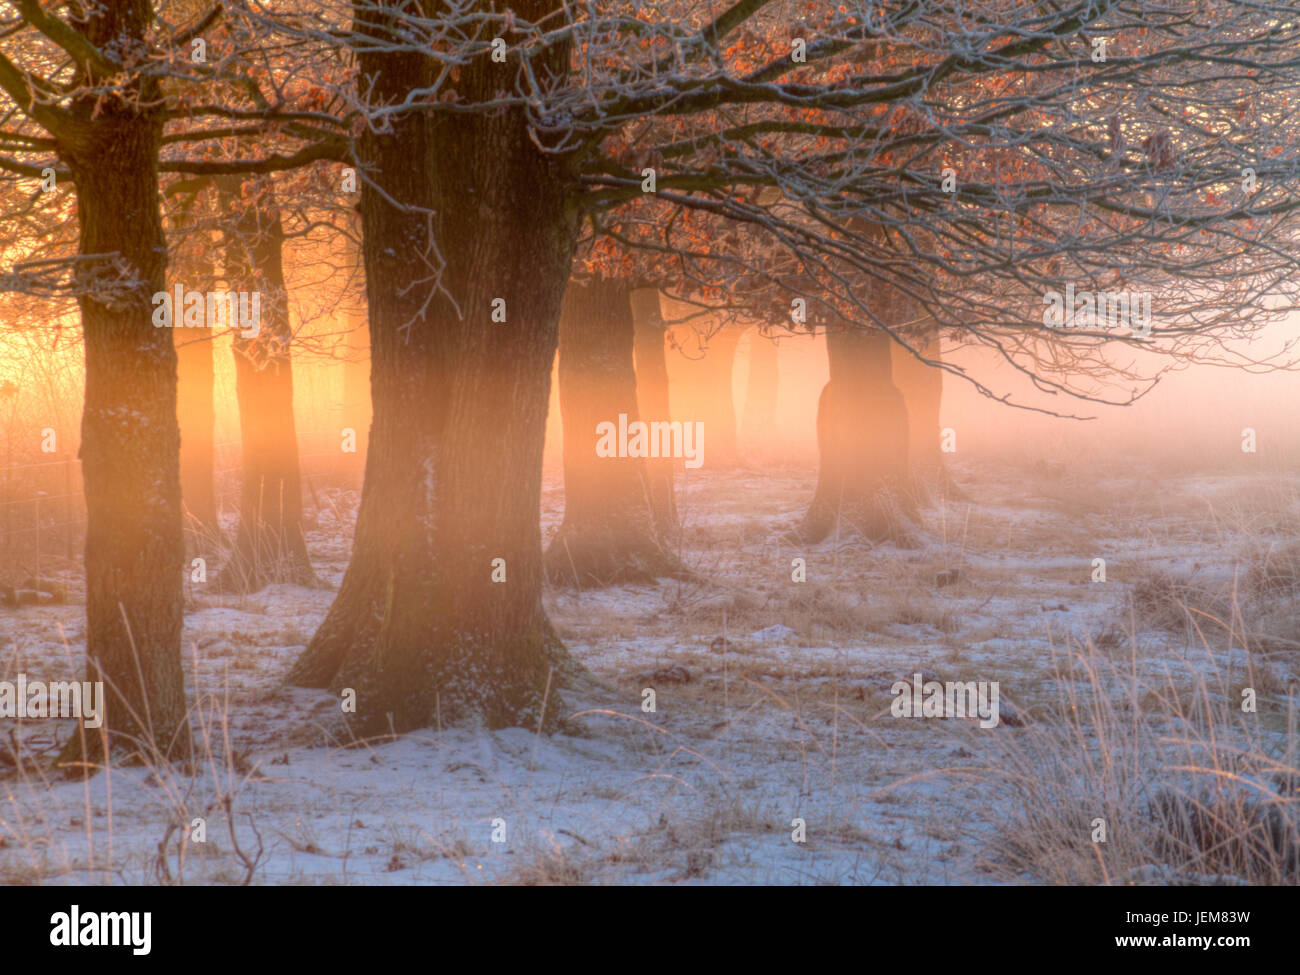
1,463,1297,884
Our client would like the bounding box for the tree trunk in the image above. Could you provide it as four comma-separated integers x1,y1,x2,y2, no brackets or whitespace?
630,288,677,536
892,325,966,501
170,184,219,544
176,327,217,542
290,2,585,735
741,330,779,455
670,320,742,468
545,279,685,587
213,177,317,592
791,328,918,545
58,70,190,765
286,66,438,694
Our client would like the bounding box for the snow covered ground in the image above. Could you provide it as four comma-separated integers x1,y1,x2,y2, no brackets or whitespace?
2,459,1298,884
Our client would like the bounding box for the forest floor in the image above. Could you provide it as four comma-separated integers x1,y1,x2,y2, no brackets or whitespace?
2,456,1299,884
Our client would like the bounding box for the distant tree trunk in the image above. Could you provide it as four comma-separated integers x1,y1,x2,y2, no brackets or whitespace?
170,182,219,543
672,322,742,468
742,330,779,454
791,328,918,545
545,279,685,587
213,177,317,592
630,288,677,536
290,5,586,734
58,61,190,765
892,325,966,501
176,327,217,539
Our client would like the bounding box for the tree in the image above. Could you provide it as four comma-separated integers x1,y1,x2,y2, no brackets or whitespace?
213,176,319,591
167,178,220,543
890,319,965,501
630,287,678,535
287,0,585,734
0,0,344,762
545,275,686,586
270,0,1300,734
0,0,191,763
790,296,918,545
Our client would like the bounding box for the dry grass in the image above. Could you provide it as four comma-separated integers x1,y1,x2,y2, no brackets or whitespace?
1128,569,1238,640
981,627,1299,885
0,636,269,885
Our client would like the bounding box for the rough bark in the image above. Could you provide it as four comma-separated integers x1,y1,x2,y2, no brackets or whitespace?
791,328,919,545
545,279,686,587
285,69,436,695
289,1,585,736
57,2,190,765
630,288,677,536
213,177,318,592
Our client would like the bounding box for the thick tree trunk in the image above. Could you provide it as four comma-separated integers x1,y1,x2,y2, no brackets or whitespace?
741,330,779,454
892,325,966,501
545,279,685,587
791,328,918,545
290,2,585,735
630,288,677,536
58,75,190,765
286,37,438,696
213,178,318,592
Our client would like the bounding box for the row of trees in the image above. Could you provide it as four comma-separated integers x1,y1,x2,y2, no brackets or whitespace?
1,0,1299,762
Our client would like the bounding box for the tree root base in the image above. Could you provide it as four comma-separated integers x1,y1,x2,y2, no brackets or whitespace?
544,529,695,589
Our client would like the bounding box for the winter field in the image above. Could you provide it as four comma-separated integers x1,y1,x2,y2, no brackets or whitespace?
3,455,1298,885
